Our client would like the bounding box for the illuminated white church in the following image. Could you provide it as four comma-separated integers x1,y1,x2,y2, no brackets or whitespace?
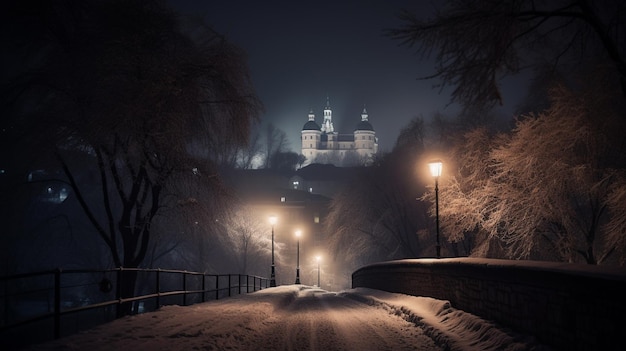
301,98,378,166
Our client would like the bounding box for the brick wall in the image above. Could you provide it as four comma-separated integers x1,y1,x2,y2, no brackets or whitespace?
352,258,626,350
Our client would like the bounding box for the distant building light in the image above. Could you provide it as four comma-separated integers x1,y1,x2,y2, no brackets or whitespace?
309,187,313,193
281,196,286,202
192,167,199,175
293,181,299,189
314,215,320,224
58,188,68,202
43,186,69,204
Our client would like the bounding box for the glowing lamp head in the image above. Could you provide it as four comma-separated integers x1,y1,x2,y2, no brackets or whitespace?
315,255,321,262
295,230,302,238
428,160,443,178
269,216,277,225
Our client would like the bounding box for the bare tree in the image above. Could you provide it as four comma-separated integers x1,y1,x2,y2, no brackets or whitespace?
222,206,271,275
262,123,289,169
389,0,626,111
237,128,264,169
270,151,301,172
2,0,261,314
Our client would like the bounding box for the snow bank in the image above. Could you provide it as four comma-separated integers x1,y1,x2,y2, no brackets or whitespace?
341,288,548,351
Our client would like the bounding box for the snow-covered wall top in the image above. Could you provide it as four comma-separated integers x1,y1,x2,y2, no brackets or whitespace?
352,257,626,350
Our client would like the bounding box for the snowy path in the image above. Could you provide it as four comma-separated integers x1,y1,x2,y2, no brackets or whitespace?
262,288,439,350
26,285,545,351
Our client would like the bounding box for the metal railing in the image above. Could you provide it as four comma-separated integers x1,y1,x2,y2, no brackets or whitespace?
0,268,269,349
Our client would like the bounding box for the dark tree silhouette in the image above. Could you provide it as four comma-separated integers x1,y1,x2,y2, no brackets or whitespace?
389,0,626,111
270,151,301,172
2,0,261,313
262,123,289,169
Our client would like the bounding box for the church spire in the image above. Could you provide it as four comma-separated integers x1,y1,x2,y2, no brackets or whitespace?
361,105,369,121
322,96,334,133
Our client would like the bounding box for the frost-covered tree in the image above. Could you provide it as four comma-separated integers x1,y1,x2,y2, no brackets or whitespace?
426,127,507,258
325,117,432,274
605,175,626,264
222,206,272,276
435,72,626,264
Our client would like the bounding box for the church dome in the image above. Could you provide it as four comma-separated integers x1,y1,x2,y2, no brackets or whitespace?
355,120,374,131
303,120,321,131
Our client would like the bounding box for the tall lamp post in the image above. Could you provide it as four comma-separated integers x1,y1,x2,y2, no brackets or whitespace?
315,256,321,287
269,216,277,287
295,230,301,284
428,160,443,259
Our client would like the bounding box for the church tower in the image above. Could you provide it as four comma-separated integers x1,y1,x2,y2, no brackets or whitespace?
301,109,321,162
354,106,378,157
321,96,334,133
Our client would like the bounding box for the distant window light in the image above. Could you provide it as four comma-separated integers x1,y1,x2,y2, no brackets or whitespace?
314,215,320,223
192,167,199,175
293,181,299,189
43,186,69,204
309,187,313,193
281,196,286,202
58,187,68,202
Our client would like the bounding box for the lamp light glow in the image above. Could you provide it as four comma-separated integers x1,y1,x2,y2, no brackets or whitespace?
428,160,443,178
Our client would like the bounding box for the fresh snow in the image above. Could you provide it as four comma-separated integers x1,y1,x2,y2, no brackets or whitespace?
26,285,547,351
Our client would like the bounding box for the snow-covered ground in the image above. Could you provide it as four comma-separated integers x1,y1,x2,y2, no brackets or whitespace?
26,285,548,351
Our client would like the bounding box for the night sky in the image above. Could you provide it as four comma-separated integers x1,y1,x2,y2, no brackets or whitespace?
172,0,527,152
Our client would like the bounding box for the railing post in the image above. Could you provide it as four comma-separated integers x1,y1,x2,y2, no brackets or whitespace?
182,271,187,306
116,267,123,317
238,274,242,295
202,274,206,303
156,269,161,309
54,269,61,339
215,275,219,300
228,274,232,297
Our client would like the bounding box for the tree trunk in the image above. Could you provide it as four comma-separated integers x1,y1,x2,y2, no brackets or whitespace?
116,268,138,317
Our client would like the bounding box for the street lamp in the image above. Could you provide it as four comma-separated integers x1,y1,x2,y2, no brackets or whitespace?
295,230,301,284
269,216,277,287
315,255,321,288
428,160,442,259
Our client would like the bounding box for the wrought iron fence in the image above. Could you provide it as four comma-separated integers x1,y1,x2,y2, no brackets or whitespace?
0,268,269,349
